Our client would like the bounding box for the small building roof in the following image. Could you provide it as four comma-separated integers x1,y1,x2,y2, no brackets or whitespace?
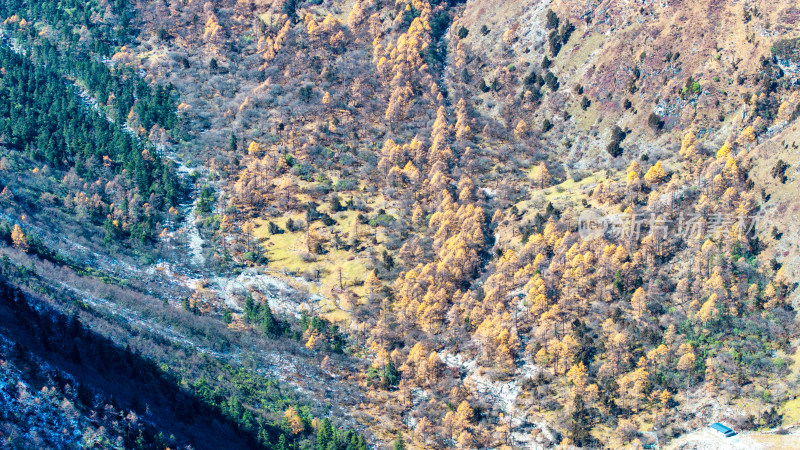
710,422,736,437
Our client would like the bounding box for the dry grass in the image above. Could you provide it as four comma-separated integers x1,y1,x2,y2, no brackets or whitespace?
749,125,800,304
253,203,391,324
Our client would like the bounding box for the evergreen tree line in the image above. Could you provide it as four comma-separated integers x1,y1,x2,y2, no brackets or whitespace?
314,418,367,450
0,0,132,53
0,44,179,243
3,5,178,134
243,292,287,336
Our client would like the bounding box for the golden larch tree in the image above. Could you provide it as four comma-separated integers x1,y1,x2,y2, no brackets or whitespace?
283,406,304,435
11,224,27,253
644,161,666,184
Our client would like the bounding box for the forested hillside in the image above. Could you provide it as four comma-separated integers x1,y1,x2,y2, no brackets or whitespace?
1,0,800,448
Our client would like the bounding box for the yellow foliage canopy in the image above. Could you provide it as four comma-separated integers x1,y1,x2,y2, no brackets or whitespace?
644,161,666,184
283,406,305,435
11,224,27,252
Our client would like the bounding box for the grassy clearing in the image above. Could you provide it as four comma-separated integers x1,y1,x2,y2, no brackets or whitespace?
253,205,390,324
518,170,604,212
780,397,800,427
779,349,800,427
574,104,602,132
545,173,602,203
558,31,605,74
492,171,608,251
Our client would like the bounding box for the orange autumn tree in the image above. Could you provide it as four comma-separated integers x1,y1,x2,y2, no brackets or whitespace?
11,224,27,252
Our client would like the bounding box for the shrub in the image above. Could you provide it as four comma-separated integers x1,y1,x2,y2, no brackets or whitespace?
648,112,665,131
286,218,303,232
542,118,553,133
545,9,559,30
772,37,800,62
544,71,559,90
334,178,357,191
524,70,538,87
607,140,622,158
682,76,701,96
771,160,789,183
268,222,284,235
560,22,575,44
369,214,396,227
607,125,627,157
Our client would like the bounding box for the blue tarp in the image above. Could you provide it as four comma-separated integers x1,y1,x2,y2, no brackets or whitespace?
710,422,737,437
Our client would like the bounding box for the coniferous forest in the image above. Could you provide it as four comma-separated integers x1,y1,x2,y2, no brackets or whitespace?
1,0,800,449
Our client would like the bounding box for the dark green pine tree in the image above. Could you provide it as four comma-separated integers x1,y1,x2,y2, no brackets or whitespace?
260,302,278,336
347,434,367,450
383,359,400,388
243,293,257,323
275,433,289,450
393,435,405,450
316,418,333,450
229,132,238,153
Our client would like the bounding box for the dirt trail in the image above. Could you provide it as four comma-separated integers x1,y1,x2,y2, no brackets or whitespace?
184,203,207,267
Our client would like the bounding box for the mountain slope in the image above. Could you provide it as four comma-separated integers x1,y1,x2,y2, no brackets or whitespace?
1,0,799,448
